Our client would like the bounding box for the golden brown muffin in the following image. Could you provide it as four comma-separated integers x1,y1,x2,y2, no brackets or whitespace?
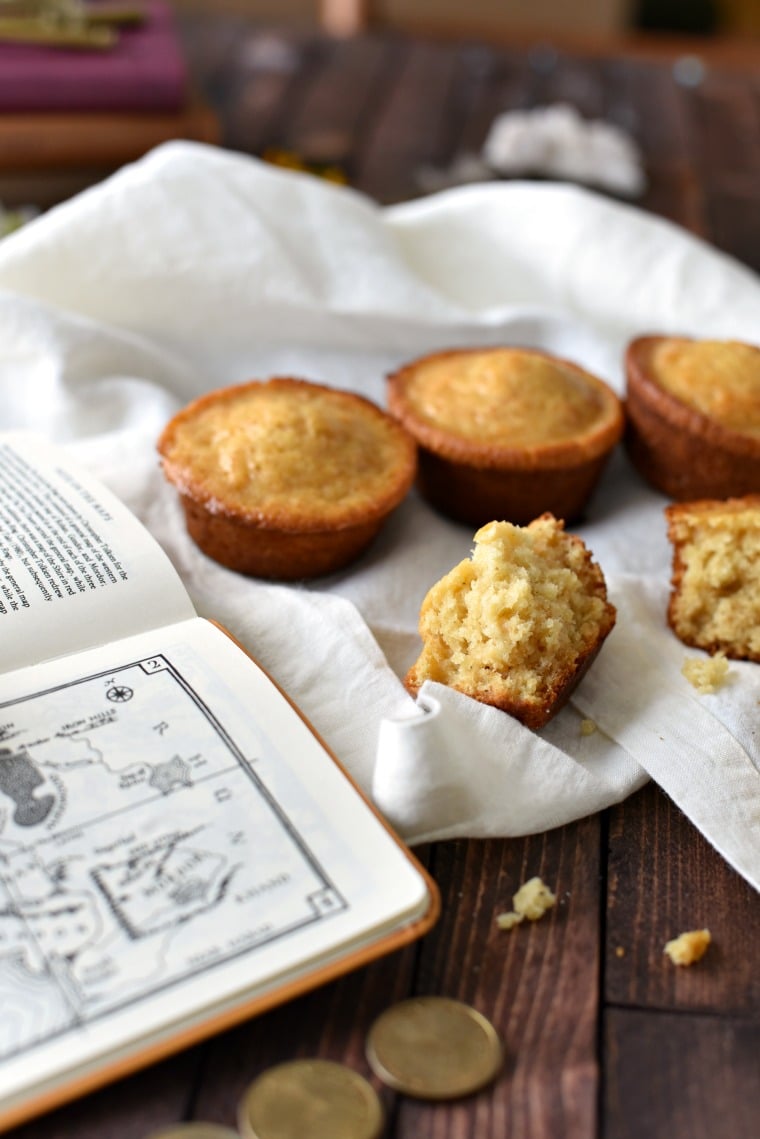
625,336,760,500
665,495,760,662
404,514,616,728
386,347,624,527
158,378,417,580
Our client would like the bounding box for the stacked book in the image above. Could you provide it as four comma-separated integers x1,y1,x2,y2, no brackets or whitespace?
0,1,220,208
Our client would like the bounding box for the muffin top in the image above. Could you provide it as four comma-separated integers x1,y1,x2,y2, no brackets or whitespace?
158,378,417,530
649,339,760,439
387,347,623,467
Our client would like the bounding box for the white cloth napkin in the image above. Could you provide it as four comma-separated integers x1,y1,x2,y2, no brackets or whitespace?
0,142,759,887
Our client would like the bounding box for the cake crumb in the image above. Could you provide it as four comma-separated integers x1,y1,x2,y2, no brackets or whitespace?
580,718,597,736
496,876,557,930
615,946,625,958
681,653,729,694
495,911,524,931
664,928,711,966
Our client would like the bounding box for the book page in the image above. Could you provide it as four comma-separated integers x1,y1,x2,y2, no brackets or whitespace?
0,617,431,1120
0,433,194,674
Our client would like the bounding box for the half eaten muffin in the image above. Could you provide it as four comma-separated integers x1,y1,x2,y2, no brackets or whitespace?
387,347,624,527
404,514,616,728
625,336,760,501
666,495,760,662
158,378,417,580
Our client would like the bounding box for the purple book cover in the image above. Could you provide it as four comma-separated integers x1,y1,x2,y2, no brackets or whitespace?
0,1,187,112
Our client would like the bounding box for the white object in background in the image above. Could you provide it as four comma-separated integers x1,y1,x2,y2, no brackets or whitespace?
482,103,646,197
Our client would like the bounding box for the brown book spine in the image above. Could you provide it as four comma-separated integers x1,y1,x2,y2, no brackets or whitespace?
0,167,115,208
0,101,220,171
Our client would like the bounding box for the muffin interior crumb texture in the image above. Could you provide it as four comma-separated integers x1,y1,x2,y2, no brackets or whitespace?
681,653,729,694
664,929,711,966
667,497,760,662
406,515,615,726
652,339,760,438
496,876,557,930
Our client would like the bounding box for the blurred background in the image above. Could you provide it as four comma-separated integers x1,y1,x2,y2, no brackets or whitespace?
170,0,759,37
0,0,758,232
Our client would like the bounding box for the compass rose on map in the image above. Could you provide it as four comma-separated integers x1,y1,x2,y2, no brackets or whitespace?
106,685,133,703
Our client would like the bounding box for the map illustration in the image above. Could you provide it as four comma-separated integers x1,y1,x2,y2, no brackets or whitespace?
0,654,347,1060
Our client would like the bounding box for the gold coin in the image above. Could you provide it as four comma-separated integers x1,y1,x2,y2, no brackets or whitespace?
144,1126,239,1139
238,1058,384,1139
365,996,503,1100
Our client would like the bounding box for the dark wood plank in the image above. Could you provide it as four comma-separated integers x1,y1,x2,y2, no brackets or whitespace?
687,75,760,269
637,167,707,236
703,183,760,273
605,1008,760,1139
605,784,760,1015
520,49,609,118
223,35,327,156
599,56,684,160
353,39,470,203
596,55,708,235
181,17,321,154
657,63,760,247
687,72,760,176
395,821,601,1137
453,46,536,155
281,35,396,166
391,40,537,194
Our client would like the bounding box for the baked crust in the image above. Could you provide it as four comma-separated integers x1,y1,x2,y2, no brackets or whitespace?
406,631,608,731
625,336,760,501
158,377,417,580
387,347,623,527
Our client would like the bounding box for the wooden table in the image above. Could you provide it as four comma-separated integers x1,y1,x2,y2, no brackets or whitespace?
9,17,760,1139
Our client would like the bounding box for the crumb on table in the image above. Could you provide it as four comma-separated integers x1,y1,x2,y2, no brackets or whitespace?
580,718,597,736
495,911,524,930
681,653,729,694
496,876,557,930
664,928,711,965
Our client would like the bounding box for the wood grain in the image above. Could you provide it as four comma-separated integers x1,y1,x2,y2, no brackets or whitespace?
605,1008,760,1139
606,784,760,1015
353,39,466,201
686,73,760,177
394,821,601,1138
284,35,396,164
703,184,760,272
454,47,536,153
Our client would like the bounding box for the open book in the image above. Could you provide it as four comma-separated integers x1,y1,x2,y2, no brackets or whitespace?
0,433,438,1131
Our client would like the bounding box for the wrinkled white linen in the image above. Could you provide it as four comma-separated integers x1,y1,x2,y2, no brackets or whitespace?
0,142,758,885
